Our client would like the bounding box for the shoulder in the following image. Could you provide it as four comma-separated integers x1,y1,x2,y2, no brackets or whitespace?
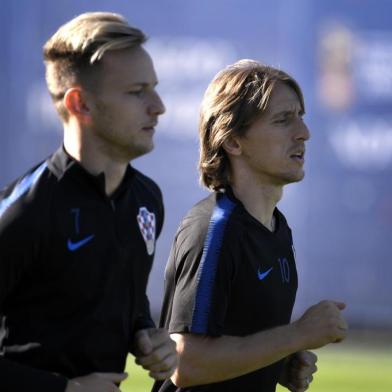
175,193,241,256
175,193,216,244
0,159,58,250
0,160,54,222
132,168,163,203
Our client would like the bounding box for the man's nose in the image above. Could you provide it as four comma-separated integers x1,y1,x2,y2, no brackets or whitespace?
148,91,166,116
296,120,311,141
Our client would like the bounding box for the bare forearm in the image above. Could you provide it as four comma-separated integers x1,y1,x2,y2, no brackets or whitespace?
171,323,302,387
171,300,348,387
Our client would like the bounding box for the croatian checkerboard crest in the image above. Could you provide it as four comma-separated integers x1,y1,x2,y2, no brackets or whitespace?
137,207,156,255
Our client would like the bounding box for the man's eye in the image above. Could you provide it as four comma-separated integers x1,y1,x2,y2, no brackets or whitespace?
128,90,144,96
275,117,288,124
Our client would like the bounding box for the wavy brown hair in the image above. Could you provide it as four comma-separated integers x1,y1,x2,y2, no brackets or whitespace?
198,59,305,190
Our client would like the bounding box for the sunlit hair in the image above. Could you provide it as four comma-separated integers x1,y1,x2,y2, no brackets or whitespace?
43,12,147,120
198,59,305,191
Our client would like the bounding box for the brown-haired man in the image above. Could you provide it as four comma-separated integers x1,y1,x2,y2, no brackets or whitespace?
153,60,348,392
0,12,176,392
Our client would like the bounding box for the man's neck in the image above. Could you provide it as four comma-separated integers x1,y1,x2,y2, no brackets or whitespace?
63,128,128,196
230,173,283,232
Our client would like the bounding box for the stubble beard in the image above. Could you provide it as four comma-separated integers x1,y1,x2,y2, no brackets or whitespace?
92,109,154,162
281,169,305,185
98,129,154,163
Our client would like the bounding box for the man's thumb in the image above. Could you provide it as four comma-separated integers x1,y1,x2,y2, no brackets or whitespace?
97,372,128,383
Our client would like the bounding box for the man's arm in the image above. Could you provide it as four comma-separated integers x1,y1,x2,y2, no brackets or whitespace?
0,176,127,392
1,343,126,392
170,300,347,388
0,179,71,391
0,356,68,391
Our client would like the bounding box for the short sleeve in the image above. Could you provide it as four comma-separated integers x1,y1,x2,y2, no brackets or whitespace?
166,195,238,337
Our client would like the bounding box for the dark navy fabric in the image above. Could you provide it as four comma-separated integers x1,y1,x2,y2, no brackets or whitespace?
0,147,163,391
191,194,236,334
0,162,47,217
153,190,297,392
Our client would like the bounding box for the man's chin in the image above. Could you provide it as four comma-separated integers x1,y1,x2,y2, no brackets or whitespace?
128,143,154,161
281,171,305,185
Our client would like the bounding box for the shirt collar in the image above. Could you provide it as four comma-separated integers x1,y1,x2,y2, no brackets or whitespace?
222,186,282,233
47,146,136,198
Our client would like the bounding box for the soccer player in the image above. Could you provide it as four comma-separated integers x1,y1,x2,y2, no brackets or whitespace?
0,12,176,391
152,60,348,392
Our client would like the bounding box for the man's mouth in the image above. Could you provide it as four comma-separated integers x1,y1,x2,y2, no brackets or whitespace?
290,151,305,162
142,123,157,132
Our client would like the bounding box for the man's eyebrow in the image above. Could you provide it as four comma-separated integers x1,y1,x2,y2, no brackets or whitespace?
127,81,159,88
270,108,305,119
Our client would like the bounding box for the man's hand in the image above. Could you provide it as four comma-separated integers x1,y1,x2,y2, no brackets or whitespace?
294,300,348,349
279,351,317,392
134,328,177,380
65,372,128,392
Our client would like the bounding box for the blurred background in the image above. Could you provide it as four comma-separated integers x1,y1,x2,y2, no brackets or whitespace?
1,1,391,388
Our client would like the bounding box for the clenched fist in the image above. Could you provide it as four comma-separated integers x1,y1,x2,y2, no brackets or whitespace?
134,328,178,380
294,300,348,350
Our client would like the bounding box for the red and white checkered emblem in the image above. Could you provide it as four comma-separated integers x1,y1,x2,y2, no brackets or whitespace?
137,207,156,255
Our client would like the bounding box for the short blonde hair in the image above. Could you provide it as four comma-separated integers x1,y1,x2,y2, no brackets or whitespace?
199,59,305,191
43,12,147,120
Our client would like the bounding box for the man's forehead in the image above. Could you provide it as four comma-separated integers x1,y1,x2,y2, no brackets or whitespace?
100,47,157,84
269,100,302,115
267,83,302,114
102,45,148,63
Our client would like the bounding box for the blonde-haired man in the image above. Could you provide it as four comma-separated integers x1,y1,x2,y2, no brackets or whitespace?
153,60,348,392
0,12,176,391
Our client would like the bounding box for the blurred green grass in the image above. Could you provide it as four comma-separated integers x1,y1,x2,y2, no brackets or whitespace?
122,355,153,392
122,344,392,391
277,345,392,392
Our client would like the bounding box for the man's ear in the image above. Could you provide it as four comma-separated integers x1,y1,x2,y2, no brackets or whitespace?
222,136,242,156
63,87,92,124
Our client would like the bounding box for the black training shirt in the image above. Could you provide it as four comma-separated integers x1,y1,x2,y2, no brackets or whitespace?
0,147,163,391
153,190,297,392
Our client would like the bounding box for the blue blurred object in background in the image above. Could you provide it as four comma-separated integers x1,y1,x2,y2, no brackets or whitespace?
1,0,391,327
